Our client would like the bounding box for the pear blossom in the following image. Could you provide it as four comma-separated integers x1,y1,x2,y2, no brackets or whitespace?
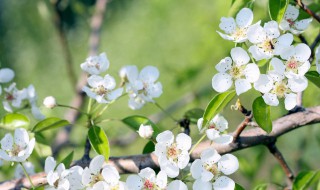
126,167,167,190
81,53,109,75
66,166,85,190
254,71,308,110
14,162,35,179
43,96,57,109
154,130,191,178
280,4,312,34
26,84,45,120
212,47,260,95
45,156,70,190
190,148,239,190
82,74,123,103
2,83,27,112
197,115,233,145
217,8,259,43
0,128,35,162
247,21,293,61
120,65,162,110
167,180,188,190
316,45,320,74
0,68,15,83
138,124,154,139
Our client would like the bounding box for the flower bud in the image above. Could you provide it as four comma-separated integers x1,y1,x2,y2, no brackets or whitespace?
138,124,154,139
43,96,56,108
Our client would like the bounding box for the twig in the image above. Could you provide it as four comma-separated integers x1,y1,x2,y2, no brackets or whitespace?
295,0,320,23
233,112,253,142
267,142,294,188
82,136,91,160
310,32,320,62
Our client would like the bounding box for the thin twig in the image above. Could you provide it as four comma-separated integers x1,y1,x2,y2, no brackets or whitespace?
310,31,320,62
296,0,320,23
233,112,253,142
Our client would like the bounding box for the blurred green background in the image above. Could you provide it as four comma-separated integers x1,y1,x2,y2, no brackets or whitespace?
0,0,320,189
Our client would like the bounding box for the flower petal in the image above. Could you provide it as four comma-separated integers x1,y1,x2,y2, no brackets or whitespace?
156,130,174,145
1,133,13,151
213,134,233,145
14,128,29,148
219,17,236,34
177,150,190,169
190,159,203,179
288,76,308,92
285,93,297,110
139,66,159,83
176,133,191,151
215,57,232,73
87,75,104,87
254,74,273,93
193,179,212,190
103,74,116,90
126,175,143,190
89,155,105,174
212,115,228,132
167,180,188,190
236,8,253,28
206,128,220,141
102,165,120,185
212,73,233,93
263,21,280,39
138,167,155,179
270,58,285,74
247,24,266,44
284,5,299,20
156,170,167,189
0,68,15,83
213,176,235,190
201,148,221,164
235,79,251,95
294,43,311,62
244,63,260,82
294,18,312,30
216,31,235,41
218,154,239,175
107,88,123,101
230,47,250,66
262,93,279,106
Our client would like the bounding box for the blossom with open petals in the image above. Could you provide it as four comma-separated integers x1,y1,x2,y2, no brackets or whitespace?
247,21,293,61
0,128,35,162
126,167,167,190
45,156,70,190
2,83,27,112
191,148,239,190
217,8,259,43
280,4,312,34
81,53,109,75
154,130,191,178
197,115,233,145
83,74,123,104
212,47,260,95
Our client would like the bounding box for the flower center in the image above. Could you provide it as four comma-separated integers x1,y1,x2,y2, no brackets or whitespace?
166,143,180,161
273,82,288,98
88,58,101,70
143,179,155,189
285,58,301,73
11,144,22,156
54,179,60,188
5,93,15,101
110,184,120,190
90,173,104,186
232,27,247,40
286,19,295,27
208,123,217,130
229,66,244,79
259,39,275,53
93,85,108,96
204,163,221,181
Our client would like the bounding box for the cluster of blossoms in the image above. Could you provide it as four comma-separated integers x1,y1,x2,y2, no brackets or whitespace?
0,68,45,119
213,5,313,110
81,53,163,110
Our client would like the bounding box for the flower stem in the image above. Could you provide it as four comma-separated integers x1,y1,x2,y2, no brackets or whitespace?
87,98,93,114
189,134,206,155
154,102,178,122
57,104,89,116
20,162,35,189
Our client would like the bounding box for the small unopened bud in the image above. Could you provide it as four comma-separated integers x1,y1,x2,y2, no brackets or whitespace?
138,124,154,139
43,96,56,108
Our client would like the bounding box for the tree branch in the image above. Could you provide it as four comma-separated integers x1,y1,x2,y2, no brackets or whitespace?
295,0,320,23
2,106,320,189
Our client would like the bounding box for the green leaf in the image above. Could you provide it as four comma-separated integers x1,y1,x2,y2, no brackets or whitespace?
0,113,30,130
184,108,204,124
34,186,45,190
268,0,289,23
202,91,236,129
305,71,320,88
122,115,160,139
32,117,69,133
229,0,254,17
235,183,245,190
253,184,268,190
293,171,320,190
88,126,110,161
142,141,155,154
35,133,49,145
252,96,272,133
59,151,74,168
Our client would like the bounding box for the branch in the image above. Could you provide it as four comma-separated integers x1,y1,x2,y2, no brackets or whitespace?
296,0,320,23
2,106,320,189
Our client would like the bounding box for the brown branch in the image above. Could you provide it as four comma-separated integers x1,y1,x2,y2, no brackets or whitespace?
267,142,294,188
52,0,108,155
2,105,320,189
233,112,253,142
296,0,320,23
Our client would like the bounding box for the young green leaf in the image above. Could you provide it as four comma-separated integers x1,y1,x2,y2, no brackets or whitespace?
0,113,30,130
88,126,110,161
122,115,160,138
184,108,204,124
305,71,320,88
32,117,69,133
142,141,155,154
202,91,236,129
253,184,268,190
293,171,320,190
252,96,272,133
229,0,254,17
59,151,74,168
235,183,245,190
268,0,289,23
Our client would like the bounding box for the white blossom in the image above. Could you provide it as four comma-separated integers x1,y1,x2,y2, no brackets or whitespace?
82,74,123,104
0,128,35,162
212,47,260,95
27,85,45,120
126,167,167,190
197,115,233,145
154,130,191,178
2,83,27,112
14,162,35,179
45,157,70,190
43,96,57,109
280,4,312,34
81,53,110,75
191,148,239,190
138,124,154,139
247,21,293,61
0,68,14,84
217,8,259,43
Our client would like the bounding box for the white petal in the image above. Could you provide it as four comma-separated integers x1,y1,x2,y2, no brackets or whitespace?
177,150,190,169
89,155,105,174
47,171,59,186
298,61,310,76
125,175,143,190
201,170,214,182
176,133,191,151
197,118,204,132
294,18,312,30
160,160,179,178
82,86,96,99
215,57,232,73
268,70,285,82
254,74,273,93
270,58,285,74
87,75,104,87
262,93,279,106
285,93,297,110
219,17,236,34
218,154,239,175
167,180,188,190
102,165,120,185
31,105,45,120
201,148,221,164
212,115,228,132
284,5,299,20
58,178,70,190
294,43,311,62
138,167,155,179
82,167,93,185
279,20,290,31
0,68,15,83
230,47,250,66
236,8,253,28
275,34,293,56
103,74,116,90
263,21,280,39
14,128,29,148
244,63,260,82
206,128,220,141
212,73,233,93
0,149,11,161
216,31,235,41
1,134,13,151
107,88,123,101
235,79,251,95
213,134,233,145
139,66,159,83
288,76,308,92
193,179,212,190
124,65,139,83
247,24,266,44
92,181,108,190
156,130,174,145
248,45,269,61
213,176,235,190
190,159,203,179
156,171,167,189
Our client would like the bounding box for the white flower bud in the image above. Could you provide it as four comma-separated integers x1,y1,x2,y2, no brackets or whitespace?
138,124,154,139
43,96,56,108
0,68,15,83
